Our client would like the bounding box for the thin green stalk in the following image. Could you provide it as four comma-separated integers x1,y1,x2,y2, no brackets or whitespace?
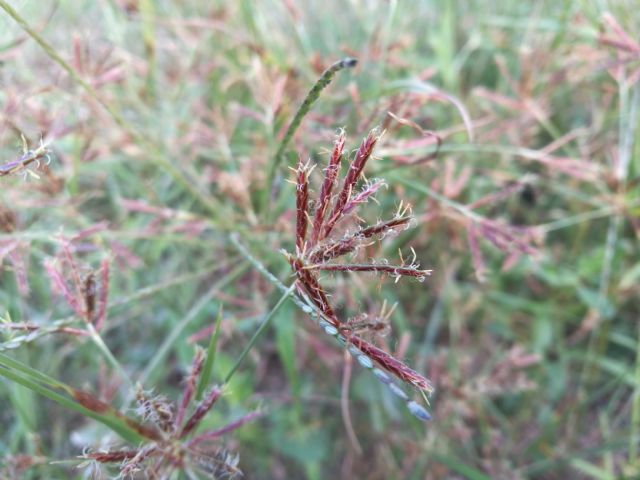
196,306,224,400
86,323,134,390
391,173,484,222
139,0,157,96
263,57,357,210
224,284,296,384
228,233,318,313
571,76,640,449
109,263,224,309
537,201,640,233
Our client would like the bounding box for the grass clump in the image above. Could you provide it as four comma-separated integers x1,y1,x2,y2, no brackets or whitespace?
1,2,640,479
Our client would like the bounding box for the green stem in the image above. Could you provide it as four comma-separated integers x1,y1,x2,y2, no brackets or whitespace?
196,306,224,400
263,57,357,210
86,323,134,390
224,284,296,384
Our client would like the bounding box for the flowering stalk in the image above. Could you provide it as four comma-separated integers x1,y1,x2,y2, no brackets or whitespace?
287,129,434,420
268,57,358,200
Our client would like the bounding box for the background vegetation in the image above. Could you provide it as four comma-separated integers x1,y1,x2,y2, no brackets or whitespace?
1,1,639,478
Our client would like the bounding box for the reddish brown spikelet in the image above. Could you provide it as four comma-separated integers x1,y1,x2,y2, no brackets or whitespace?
308,235,360,263
1,322,39,332
56,327,89,336
83,272,96,323
342,179,385,215
310,131,345,246
86,450,140,463
309,215,413,263
344,313,391,337
62,242,85,306
345,333,435,394
0,322,86,337
72,389,111,414
2,322,88,336
175,349,205,429
123,417,164,441
188,447,241,478
118,446,159,475
95,258,110,331
73,389,163,440
323,129,380,238
187,411,263,447
309,263,432,280
357,215,412,239
289,256,338,323
295,159,310,252
179,386,222,438
44,260,83,317
134,387,173,432
0,141,50,177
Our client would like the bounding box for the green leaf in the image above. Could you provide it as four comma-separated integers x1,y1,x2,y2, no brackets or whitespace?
0,356,144,444
196,306,224,400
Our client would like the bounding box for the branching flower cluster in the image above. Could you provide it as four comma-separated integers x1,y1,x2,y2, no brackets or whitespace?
285,129,435,420
80,349,260,478
0,136,51,179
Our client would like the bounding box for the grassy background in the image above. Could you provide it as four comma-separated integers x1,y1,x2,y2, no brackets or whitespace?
1,1,639,478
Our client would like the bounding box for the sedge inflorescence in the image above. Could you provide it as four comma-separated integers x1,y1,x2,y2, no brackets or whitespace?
285,128,434,420
79,349,260,478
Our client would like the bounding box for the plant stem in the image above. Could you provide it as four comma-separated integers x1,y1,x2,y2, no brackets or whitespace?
196,306,224,400
224,284,296,384
262,57,357,211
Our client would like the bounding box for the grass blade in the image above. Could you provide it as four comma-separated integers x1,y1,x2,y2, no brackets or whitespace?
196,306,224,400
0,358,144,444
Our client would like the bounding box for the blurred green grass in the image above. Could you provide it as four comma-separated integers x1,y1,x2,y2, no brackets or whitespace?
1,1,639,478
